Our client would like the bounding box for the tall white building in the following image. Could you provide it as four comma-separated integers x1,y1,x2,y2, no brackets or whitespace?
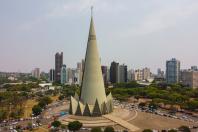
127,69,134,82
77,62,83,85
32,68,40,79
67,68,73,84
74,68,81,85
142,67,151,80
134,69,143,81
134,68,151,81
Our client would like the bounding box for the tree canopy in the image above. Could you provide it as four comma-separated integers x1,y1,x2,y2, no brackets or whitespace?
142,129,152,132
68,121,82,131
104,126,115,132
51,120,61,128
91,127,102,132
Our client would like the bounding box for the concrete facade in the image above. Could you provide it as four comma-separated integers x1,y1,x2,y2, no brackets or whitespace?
69,15,113,116
32,68,40,79
119,64,127,83
134,69,143,81
181,70,198,89
142,67,151,80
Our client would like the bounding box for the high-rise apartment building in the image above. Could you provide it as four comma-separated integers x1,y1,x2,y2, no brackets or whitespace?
110,61,119,84
191,66,198,71
166,58,180,84
49,69,55,82
101,66,108,85
157,68,165,78
127,69,135,81
81,59,85,73
77,61,83,85
55,52,63,83
142,67,151,80
61,65,67,84
107,68,110,83
181,70,198,89
134,69,143,81
119,64,127,83
74,69,81,84
32,68,40,79
66,68,73,84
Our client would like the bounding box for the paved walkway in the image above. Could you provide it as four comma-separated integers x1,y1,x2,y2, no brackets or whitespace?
103,114,140,132
127,110,138,121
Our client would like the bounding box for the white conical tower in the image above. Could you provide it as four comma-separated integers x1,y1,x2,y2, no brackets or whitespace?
80,10,107,105
69,8,113,116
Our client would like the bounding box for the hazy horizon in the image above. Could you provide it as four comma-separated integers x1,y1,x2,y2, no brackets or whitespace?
1,0,198,73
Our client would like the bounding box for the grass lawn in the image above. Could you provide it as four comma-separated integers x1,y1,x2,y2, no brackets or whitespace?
23,99,38,118
50,95,59,102
23,95,59,118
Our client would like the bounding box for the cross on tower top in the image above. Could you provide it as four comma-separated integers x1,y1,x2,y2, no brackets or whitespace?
91,6,93,16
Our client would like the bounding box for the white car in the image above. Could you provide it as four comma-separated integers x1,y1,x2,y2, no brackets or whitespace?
12,122,18,125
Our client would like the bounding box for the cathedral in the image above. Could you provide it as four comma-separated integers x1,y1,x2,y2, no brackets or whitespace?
69,10,113,117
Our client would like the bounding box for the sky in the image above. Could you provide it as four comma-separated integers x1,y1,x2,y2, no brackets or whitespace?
0,0,198,73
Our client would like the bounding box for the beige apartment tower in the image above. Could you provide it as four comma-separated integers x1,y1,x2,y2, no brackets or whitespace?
181,70,198,89
69,13,113,116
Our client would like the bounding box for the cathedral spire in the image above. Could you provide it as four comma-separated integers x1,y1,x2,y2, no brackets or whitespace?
88,6,96,41
69,8,113,117
91,6,93,17
80,7,107,105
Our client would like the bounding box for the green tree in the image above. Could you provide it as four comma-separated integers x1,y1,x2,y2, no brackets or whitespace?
68,121,82,132
58,95,65,100
40,96,52,105
104,126,115,132
168,129,177,132
61,124,66,129
38,100,47,108
0,110,7,121
179,126,190,132
183,100,198,111
10,112,18,119
51,120,61,128
91,127,102,132
142,129,152,132
32,105,42,116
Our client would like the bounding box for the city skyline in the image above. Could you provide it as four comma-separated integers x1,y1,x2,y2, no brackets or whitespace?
1,0,198,72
